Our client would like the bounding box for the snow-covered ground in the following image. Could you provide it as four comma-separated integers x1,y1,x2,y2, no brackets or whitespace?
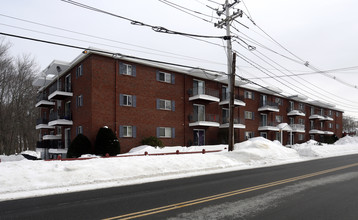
1,136,358,201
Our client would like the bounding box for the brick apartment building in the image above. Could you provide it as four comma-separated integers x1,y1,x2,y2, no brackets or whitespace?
33,50,343,159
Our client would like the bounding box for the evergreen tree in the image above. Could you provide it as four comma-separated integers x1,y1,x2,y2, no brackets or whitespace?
67,134,92,158
95,127,120,156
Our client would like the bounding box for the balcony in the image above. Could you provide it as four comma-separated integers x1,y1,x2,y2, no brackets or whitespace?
287,107,305,117
48,111,73,126
220,118,245,129
309,114,325,120
319,116,334,121
258,121,279,131
219,95,246,107
290,124,305,133
48,83,73,100
189,114,220,127
36,118,55,130
35,93,55,108
188,88,220,102
324,131,334,135
258,101,279,112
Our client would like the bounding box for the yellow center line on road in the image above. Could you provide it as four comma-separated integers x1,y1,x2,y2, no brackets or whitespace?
103,162,358,220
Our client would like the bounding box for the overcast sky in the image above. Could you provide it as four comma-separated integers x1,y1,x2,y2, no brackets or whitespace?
1,0,358,117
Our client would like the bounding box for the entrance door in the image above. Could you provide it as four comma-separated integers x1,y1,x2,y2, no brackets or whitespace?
193,129,205,146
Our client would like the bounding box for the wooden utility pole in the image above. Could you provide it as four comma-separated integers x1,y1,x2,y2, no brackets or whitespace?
215,1,242,151
228,53,236,151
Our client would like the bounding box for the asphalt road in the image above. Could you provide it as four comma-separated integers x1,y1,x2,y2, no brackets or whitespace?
1,154,358,220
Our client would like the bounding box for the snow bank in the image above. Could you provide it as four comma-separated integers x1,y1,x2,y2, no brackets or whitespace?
334,135,358,145
1,137,358,201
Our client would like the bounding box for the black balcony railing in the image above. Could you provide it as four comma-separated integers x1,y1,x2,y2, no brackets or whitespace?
189,114,219,123
36,92,48,102
189,87,219,98
37,140,62,149
49,83,72,94
36,118,49,125
259,121,278,127
259,101,279,109
221,94,245,102
287,106,306,113
49,111,72,121
222,117,245,125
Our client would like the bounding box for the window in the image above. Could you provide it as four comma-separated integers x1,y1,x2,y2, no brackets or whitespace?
76,64,83,78
260,132,267,138
310,120,314,130
289,117,294,125
120,94,136,107
328,110,332,116
298,134,304,141
119,63,136,76
336,124,340,129
244,111,254,120
120,125,136,138
157,99,175,111
65,74,71,92
298,103,305,111
76,126,83,135
298,118,304,125
77,95,83,107
222,86,229,100
311,107,315,115
320,122,324,129
336,112,340,117
157,71,174,84
193,79,205,95
157,127,175,138
329,123,333,129
222,108,229,124
275,115,282,123
245,131,254,140
193,104,205,121
274,97,282,105
260,114,267,126
244,90,254,99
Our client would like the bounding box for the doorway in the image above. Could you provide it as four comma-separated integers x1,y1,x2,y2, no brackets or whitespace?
193,129,205,146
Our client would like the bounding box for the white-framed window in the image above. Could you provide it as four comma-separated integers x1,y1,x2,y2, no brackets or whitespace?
311,106,315,115
76,64,83,78
157,127,175,138
329,123,333,129
120,94,136,107
193,104,205,121
76,126,83,135
310,120,314,129
193,79,205,95
119,125,136,138
77,95,83,107
320,122,324,129
222,108,229,124
244,111,254,120
157,99,174,111
157,71,173,84
222,86,229,100
328,110,332,116
119,63,136,76
336,112,340,117
244,90,254,99
245,131,254,140
298,134,304,141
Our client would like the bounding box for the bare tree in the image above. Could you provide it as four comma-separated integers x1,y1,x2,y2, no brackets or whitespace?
342,116,358,134
0,39,39,155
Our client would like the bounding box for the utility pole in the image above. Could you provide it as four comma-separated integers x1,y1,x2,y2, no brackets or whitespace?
215,0,242,151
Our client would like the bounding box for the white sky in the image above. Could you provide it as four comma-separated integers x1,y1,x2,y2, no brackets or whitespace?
1,0,358,117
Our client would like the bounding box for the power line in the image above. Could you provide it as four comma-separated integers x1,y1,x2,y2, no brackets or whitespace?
0,31,227,76
61,0,228,40
0,13,228,67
